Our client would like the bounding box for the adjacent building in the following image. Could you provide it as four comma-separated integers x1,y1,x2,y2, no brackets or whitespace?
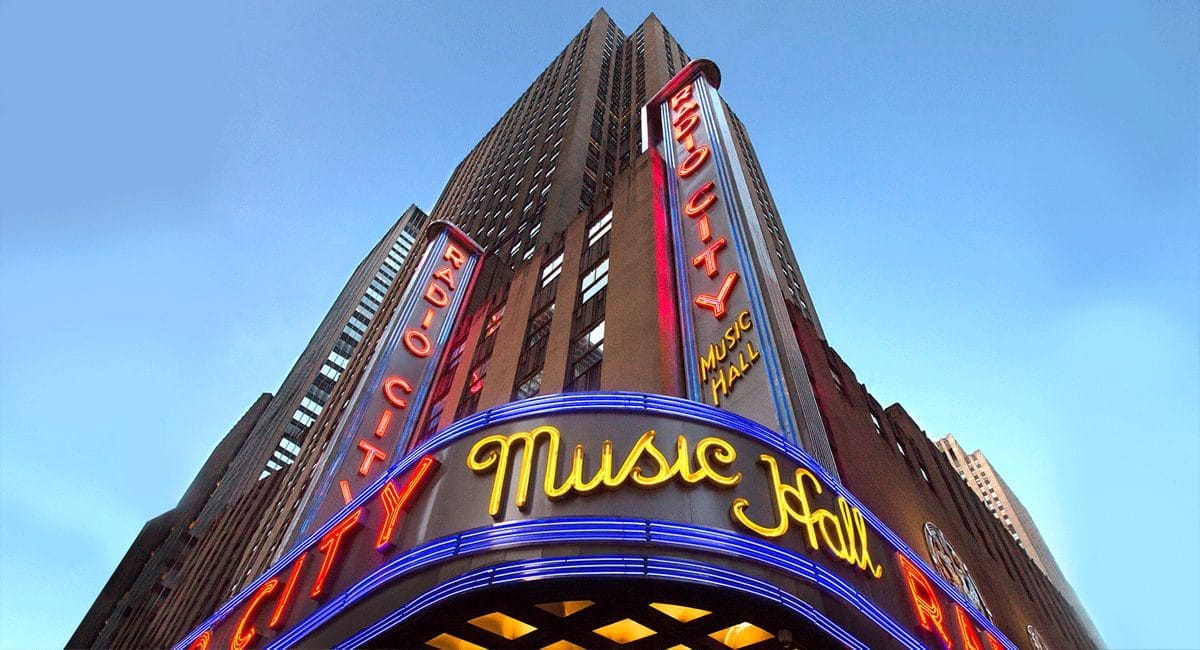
74,10,1100,650
935,433,1102,646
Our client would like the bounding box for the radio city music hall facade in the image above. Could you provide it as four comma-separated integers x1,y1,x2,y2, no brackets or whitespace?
72,10,1101,650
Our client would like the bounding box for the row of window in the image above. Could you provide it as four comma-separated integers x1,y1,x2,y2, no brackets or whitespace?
565,208,611,392
436,28,588,256
727,111,809,314
258,227,414,478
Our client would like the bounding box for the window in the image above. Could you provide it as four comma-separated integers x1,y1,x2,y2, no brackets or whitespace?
293,410,315,428
341,324,363,342
579,258,608,303
418,401,444,441
514,371,543,400
896,441,906,457
300,397,323,416
830,367,845,394
571,321,605,359
541,252,563,287
467,360,488,396
870,412,882,435
566,321,604,392
484,305,505,338
513,302,555,397
524,303,555,350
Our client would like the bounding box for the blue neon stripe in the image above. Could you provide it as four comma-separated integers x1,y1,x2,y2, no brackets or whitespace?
252,517,921,650
333,554,869,650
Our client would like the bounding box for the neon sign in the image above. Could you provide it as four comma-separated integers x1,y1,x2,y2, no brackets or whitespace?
649,61,841,479
465,424,880,580
299,222,481,534
467,426,741,517
698,309,761,406
183,457,439,650
667,83,739,323
897,552,1006,650
731,454,883,578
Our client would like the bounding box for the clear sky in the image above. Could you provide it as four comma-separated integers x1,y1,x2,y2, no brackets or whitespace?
1,2,1196,648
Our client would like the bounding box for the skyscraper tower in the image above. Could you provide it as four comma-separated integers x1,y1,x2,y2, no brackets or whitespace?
76,10,1100,650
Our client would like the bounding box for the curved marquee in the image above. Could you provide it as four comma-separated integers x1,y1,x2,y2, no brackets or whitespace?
176,393,1016,650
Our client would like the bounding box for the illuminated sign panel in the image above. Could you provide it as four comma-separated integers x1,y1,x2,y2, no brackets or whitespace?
299,222,481,535
177,394,1015,650
655,74,786,426
647,61,836,477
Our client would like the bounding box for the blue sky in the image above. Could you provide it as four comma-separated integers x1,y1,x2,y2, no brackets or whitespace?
1,2,1196,648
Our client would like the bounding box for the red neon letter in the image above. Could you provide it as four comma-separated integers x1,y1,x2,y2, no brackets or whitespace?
986,633,1005,650
443,244,466,269
433,265,457,290
673,98,698,118
310,509,363,600
376,455,441,550
684,180,717,217
339,480,353,505
691,237,727,278
374,410,392,438
677,146,710,178
694,272,739,320
672,112,700,141
403,329,432,357
955,604,984,650
188,630,211,650
424,281,449,307
382,377,412,409
230,579,278,650
356,440,387,476
268,552,308,629
669,84,693,110
897,553,952,649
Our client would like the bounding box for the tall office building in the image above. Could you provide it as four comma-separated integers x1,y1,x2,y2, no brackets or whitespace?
76,10,1100,650
935,434,1101,644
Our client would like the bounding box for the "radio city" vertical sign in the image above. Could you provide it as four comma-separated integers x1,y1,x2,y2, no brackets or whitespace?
647,61,806,447
299,221,482,535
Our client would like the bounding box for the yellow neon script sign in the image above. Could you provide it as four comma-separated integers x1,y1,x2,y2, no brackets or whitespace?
698,310,761,407
732,455,883,578
467,426,741,517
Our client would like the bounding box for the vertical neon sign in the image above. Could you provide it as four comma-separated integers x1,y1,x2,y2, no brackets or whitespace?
645,60,839,476
298,222,481,535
